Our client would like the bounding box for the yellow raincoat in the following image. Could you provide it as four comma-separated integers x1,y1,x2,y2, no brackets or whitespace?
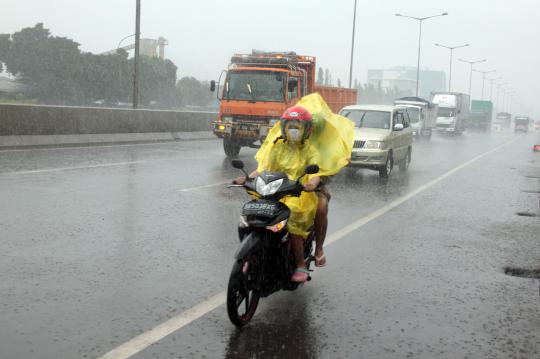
255,93,355,238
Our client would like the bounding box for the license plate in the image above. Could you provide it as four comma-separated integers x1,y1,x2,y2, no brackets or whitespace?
244,202,277,211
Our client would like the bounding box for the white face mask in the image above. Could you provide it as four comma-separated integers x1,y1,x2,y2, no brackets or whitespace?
286,128,301,143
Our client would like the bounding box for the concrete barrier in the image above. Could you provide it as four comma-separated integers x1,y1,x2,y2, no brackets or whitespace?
0,103,218,147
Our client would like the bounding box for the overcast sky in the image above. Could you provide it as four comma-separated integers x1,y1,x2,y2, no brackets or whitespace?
2,0,539,116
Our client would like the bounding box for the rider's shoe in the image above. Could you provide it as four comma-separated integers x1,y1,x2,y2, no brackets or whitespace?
291,268,309,283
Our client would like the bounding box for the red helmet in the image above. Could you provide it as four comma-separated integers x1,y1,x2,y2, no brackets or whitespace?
279,105,313,143
281,105,313,122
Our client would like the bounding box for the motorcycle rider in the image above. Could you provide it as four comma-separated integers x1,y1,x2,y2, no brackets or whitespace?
234,105,321,283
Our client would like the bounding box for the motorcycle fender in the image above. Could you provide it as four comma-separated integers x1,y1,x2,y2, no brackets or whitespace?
234,232,262,261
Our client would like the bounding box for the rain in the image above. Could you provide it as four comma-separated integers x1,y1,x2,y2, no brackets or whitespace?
1,1,539,358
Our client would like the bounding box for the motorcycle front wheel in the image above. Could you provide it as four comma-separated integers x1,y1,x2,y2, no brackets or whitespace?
226,258,260,327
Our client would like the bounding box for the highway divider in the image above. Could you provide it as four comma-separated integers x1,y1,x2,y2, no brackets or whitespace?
0,103,218,147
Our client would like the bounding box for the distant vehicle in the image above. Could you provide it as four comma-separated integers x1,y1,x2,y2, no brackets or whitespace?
431,92,470,135
210,51,357,157
394,97,437,139
340,105,413,178
492,112,512,131
514,116,530,132
469,100,493,132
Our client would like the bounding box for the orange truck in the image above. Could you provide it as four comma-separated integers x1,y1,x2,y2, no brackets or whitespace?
210,51,357,157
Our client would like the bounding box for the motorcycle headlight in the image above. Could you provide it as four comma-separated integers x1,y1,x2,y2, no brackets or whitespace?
256,177,284,196
364,140,385,149
221,116,233,123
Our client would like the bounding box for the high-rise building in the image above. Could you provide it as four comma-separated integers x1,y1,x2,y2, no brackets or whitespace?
368,66,446,99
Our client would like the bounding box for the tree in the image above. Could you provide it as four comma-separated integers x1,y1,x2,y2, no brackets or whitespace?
1,23,179,107
176,76,213,107
0,34,10,72
317,67,324,85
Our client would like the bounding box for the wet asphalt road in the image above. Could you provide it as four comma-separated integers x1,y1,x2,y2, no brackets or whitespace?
1,131,539,359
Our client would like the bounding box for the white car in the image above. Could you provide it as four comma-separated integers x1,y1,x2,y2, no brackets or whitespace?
340,105,414,178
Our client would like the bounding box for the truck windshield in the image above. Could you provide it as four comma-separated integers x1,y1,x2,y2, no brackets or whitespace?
405,107,420,123
515,118,529,125
341,110,391,129
438,108,456,117
225,71,285,102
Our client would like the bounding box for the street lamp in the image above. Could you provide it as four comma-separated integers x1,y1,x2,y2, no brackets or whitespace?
117,34,137,50
395,12,448,96
496,82,508,111
133,0,141,109
458,58,486,97
472,69,496,100
487,76,503,101
434,43,469,92
349,0,358,89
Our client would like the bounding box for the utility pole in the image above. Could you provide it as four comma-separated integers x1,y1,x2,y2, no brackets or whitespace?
473,69,496,100
458,58,485,97
488,76,502,102
348,0,357,89
133,0,141,109
434,43,469,92
395,12,448,97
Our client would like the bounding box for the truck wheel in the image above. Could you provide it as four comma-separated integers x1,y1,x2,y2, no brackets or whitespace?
379,152,393,178
399,148,411,172
224,138,241,158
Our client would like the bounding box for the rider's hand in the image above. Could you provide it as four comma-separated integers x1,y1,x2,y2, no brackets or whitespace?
303,182,318,192
233,176,247,185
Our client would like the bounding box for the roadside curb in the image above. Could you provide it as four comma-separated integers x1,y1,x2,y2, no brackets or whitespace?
0,131,217,149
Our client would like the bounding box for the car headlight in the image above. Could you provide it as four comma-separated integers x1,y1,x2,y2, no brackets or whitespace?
221,116,233,123
256,177,284,196
364,140,385,149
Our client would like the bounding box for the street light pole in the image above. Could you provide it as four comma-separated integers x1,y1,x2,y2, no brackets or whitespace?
458,58,486,97
472,69,496,100
487,76,503,102
496,82,508,111
133,0,141,109
395,12,448,97
348,0,357,89
434,43,469,91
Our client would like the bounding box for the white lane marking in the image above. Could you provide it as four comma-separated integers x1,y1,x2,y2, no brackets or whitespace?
97,292,226,359
176,181,230,192
97,138,515,359
0,160,150,176
326,138,515,245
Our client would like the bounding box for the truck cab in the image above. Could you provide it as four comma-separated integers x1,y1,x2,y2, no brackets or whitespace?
211,51,357,157
431,92,470,135
394,97,437,139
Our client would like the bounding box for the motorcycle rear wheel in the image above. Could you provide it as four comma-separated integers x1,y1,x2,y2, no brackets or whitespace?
226,259,260,327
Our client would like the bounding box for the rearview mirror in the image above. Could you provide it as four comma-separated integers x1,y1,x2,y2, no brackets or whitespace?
305,164,319,174
210,80,216,92
393,123,404,131
231,159,244,169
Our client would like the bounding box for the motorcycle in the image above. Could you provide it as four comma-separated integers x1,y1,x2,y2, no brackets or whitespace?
226,159,319,327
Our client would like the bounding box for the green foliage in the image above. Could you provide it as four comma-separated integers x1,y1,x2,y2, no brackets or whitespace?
1,23,178,107
176,76,214,108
